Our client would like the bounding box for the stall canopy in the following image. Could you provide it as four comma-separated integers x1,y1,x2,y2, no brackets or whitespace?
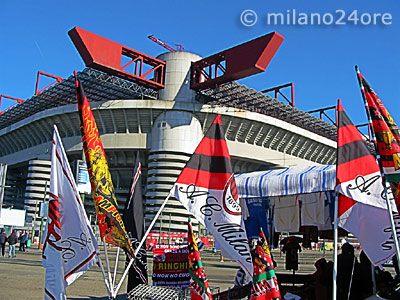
235,165,335,198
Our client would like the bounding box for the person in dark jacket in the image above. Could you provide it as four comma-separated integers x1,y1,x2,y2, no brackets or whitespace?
19,230,28,252
7,230,18,258
0,228,7,257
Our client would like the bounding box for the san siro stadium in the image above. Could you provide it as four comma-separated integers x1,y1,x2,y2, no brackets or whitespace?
0,27,337,234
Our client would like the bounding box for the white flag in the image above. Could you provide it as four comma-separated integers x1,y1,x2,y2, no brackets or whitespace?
174,115,253,278
42,125,99,299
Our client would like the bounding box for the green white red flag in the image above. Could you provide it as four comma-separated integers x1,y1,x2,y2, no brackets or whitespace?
188,219,213,300
250,229,281,300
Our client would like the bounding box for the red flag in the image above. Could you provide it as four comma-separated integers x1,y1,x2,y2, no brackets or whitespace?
250,229,281,300
188,220,213,300
336,100,399,265
356,67,400,208
75,72,133,255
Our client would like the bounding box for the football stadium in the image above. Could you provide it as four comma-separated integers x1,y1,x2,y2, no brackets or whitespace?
0,27,337,233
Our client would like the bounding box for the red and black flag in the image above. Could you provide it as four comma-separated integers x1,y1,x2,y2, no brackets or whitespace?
188,219,213,300
75,71,133,255
356,66,400,190
250,228,281,300
122,152,148,292
336,100,398,265
174,115,253,278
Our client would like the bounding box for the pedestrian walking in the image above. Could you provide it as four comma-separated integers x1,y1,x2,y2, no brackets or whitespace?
19,230,28,252
0,228,7,257
7,230,18,258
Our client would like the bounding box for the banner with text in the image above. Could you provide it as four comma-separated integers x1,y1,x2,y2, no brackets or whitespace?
152,244,189,288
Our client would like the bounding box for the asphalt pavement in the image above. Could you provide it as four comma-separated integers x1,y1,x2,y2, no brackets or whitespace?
0,245,334,299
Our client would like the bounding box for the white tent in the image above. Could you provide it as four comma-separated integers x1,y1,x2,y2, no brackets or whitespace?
235,165,335,198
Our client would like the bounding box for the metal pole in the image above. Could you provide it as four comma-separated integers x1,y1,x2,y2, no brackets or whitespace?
159,213,163,244
103,237,114,296
97,257,112,299
112,247,120,287
114,192,172,296
291,83,295,107
38,181,48,250
347,256,356,300
332,193,339,300
169,213,172,244
371,262,377,295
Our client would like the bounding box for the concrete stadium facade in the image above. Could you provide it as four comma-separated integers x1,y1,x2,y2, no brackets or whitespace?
0,51,337,233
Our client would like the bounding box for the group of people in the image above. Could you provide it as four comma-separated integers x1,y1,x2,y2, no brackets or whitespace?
0,228,30,258
315,242,398,300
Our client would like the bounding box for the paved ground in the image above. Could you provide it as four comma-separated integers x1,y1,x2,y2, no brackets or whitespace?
0,245,336,299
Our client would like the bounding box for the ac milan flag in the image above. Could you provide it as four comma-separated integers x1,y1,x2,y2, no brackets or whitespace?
356,66,400,208
42,125,99,300
250,229,281,300
122,153,148,292
174,115,253,278
336,100,400,265
188,219,213,300
75,72,133,255
356,66,400,182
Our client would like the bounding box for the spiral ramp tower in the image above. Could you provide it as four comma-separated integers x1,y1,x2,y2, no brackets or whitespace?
24,160,50,228
145,52,203,232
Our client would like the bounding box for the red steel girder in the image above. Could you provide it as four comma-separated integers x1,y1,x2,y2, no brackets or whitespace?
68,27,165,90
0,95,25,114
262,83,295,107
191,32,284,91
35,71,64,95
148,35,177,52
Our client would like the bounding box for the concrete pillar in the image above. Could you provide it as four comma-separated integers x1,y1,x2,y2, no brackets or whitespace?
145,111,202,232
157,52,202,102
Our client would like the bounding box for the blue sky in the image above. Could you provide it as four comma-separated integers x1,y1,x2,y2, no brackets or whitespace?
1,0,399,127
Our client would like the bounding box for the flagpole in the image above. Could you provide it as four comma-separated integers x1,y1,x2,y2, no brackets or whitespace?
97,258,113,299
371,261,377,294
333,193,338,300
113,191,173,296
112,247,120,287
103,237,114,296
333,100,341,300
356,66,400,271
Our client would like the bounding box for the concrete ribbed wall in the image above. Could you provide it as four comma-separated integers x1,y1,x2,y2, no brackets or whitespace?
145,111,202,232
24,160,50,228
157,52,201,102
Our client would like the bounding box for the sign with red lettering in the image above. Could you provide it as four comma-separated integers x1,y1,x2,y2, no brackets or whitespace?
152,244,189,288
